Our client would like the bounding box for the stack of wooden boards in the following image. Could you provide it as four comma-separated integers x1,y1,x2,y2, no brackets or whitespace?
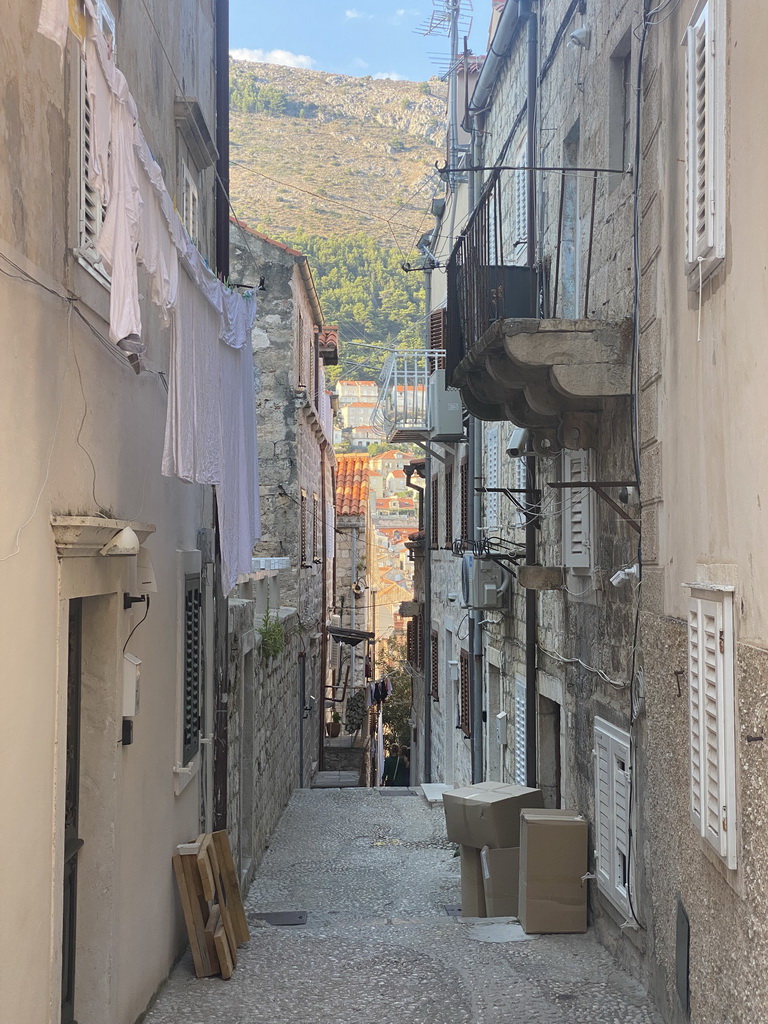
172,830,250,979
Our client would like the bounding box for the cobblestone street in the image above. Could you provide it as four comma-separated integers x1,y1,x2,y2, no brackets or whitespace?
145,789,663,1024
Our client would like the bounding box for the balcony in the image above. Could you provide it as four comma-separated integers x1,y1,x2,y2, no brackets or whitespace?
446,171,631,453
372,349,463,444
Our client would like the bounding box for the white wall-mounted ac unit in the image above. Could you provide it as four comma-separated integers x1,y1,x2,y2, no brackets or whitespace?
428,368,464,441
461,553,507,609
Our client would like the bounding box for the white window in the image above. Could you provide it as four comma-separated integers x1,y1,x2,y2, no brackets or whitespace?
181,158,200,245
687,585,737,869
684,0,726,279
78,0,116,279
512,135,528,266
484,426,499,531
512,456,527,530
562,449,593,571
594,718,631,914
514,677,526,785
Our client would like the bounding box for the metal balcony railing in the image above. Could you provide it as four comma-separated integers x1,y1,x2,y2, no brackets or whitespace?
372,349,445,442
446,171,537,383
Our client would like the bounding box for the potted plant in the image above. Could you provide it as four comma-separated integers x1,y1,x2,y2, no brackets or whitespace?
326,711,342,738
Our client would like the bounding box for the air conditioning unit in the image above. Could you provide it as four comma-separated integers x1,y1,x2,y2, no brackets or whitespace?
428,368,464,441
461,553,507,609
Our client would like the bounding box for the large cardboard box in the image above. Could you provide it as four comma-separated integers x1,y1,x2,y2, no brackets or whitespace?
518,809,588,934
460,845,486,917
443,782,544,850
480,846,519,917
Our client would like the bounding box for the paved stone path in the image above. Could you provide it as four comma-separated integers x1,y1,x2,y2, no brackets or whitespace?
146,788,664,1024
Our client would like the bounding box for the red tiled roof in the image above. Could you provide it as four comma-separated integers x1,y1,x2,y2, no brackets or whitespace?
336,454,371,515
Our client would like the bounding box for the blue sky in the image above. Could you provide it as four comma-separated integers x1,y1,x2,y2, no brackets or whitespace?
230,1,491,82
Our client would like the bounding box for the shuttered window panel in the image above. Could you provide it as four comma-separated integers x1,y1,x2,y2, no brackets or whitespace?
182,574,202,765
406,619,416,667
431,477,439,549
429,308,446,370
312,494,321,562
485,427,499,531
594,718,631,913
687,589,737,868
300,490,308,565
460,460,469,544
326,502,335,559
459,650,470,736
444,467,453,548
562,449,592,570
431,631,439,700
514,678,526,785
684,1,725,273
512,457,527,530
512,136,528,265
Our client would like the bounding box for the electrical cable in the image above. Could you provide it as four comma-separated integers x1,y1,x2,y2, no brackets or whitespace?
538,642,630,690
123,594,151,654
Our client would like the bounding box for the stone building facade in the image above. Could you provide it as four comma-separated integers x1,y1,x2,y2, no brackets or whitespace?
230,223,336,752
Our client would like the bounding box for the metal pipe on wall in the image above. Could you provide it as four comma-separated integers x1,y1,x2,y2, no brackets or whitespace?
214,0,229,280
522,0,539,789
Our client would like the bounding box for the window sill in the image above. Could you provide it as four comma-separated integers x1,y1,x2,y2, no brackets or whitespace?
173,750,201,796
685,254,724,291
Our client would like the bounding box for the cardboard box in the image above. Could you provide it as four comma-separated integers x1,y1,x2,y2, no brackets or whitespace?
443,782,544,850
518,809,588,934
460,845,486,918
480,846,519,918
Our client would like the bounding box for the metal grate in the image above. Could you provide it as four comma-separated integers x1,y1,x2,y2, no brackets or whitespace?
371,348,445,442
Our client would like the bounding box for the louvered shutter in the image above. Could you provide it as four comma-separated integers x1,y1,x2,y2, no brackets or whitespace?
685,6,714,263
594,727,613,890
687,590,737,869
431,631,439,700
513,457,527,529
485,427,499,531
513,136,528,265
514,678,526,785
563,450,592,569
326,502,335,559
613,743,630,900
182,574,202,765
459,650,471,736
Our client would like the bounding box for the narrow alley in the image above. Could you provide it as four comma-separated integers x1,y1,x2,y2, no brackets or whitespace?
145,789,663,1024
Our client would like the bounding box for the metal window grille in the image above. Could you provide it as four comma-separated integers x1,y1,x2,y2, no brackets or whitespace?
459,650,470,736
182,574,202,765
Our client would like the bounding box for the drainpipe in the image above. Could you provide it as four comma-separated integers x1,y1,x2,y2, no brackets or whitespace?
214,0,229,279
521,0,539,788
422,452,433,784
319,441,328,772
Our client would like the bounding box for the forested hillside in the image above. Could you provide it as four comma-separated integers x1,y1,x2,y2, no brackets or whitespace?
230,61,445,381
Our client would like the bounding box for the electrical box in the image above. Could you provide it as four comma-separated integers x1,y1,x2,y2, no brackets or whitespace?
496,711,508,747
428,368,464,441
461,553,507,609
123,653,141,717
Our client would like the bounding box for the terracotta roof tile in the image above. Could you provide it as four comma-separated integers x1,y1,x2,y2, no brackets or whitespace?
336,454,371,516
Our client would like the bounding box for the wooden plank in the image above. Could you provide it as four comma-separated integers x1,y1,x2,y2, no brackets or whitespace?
172,853,214,979
203,903,222,973
213,919,234,980
208,840,238,966
197,834,216,902
211,830,250,944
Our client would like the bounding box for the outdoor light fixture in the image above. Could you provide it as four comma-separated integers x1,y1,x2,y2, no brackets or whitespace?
99,526,141,556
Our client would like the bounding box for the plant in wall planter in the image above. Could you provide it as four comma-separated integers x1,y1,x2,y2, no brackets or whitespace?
326,711,342,738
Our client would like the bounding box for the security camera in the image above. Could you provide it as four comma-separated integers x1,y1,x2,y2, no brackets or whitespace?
506,427,529,458
610,564,640,587
569,26,591,48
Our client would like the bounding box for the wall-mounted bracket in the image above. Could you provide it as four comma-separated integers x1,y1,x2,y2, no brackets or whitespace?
548,481,640,533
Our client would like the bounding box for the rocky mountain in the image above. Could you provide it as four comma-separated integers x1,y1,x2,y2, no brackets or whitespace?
229,61,448,258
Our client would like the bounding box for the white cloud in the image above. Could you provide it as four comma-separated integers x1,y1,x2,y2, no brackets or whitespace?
352,57,369,68
230,48,315,69
373,71,406,80
345,8,372,17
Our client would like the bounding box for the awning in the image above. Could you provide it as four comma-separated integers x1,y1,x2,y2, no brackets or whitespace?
326,625,375,647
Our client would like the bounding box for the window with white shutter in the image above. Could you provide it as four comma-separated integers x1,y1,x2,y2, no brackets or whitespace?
684,0,725,278
514,677,526,785
512,456,527,530
181,158,200,246
512,136,528,266
562,449,592,571
594,718,631,914
687,585,737,869
485,426,499,532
